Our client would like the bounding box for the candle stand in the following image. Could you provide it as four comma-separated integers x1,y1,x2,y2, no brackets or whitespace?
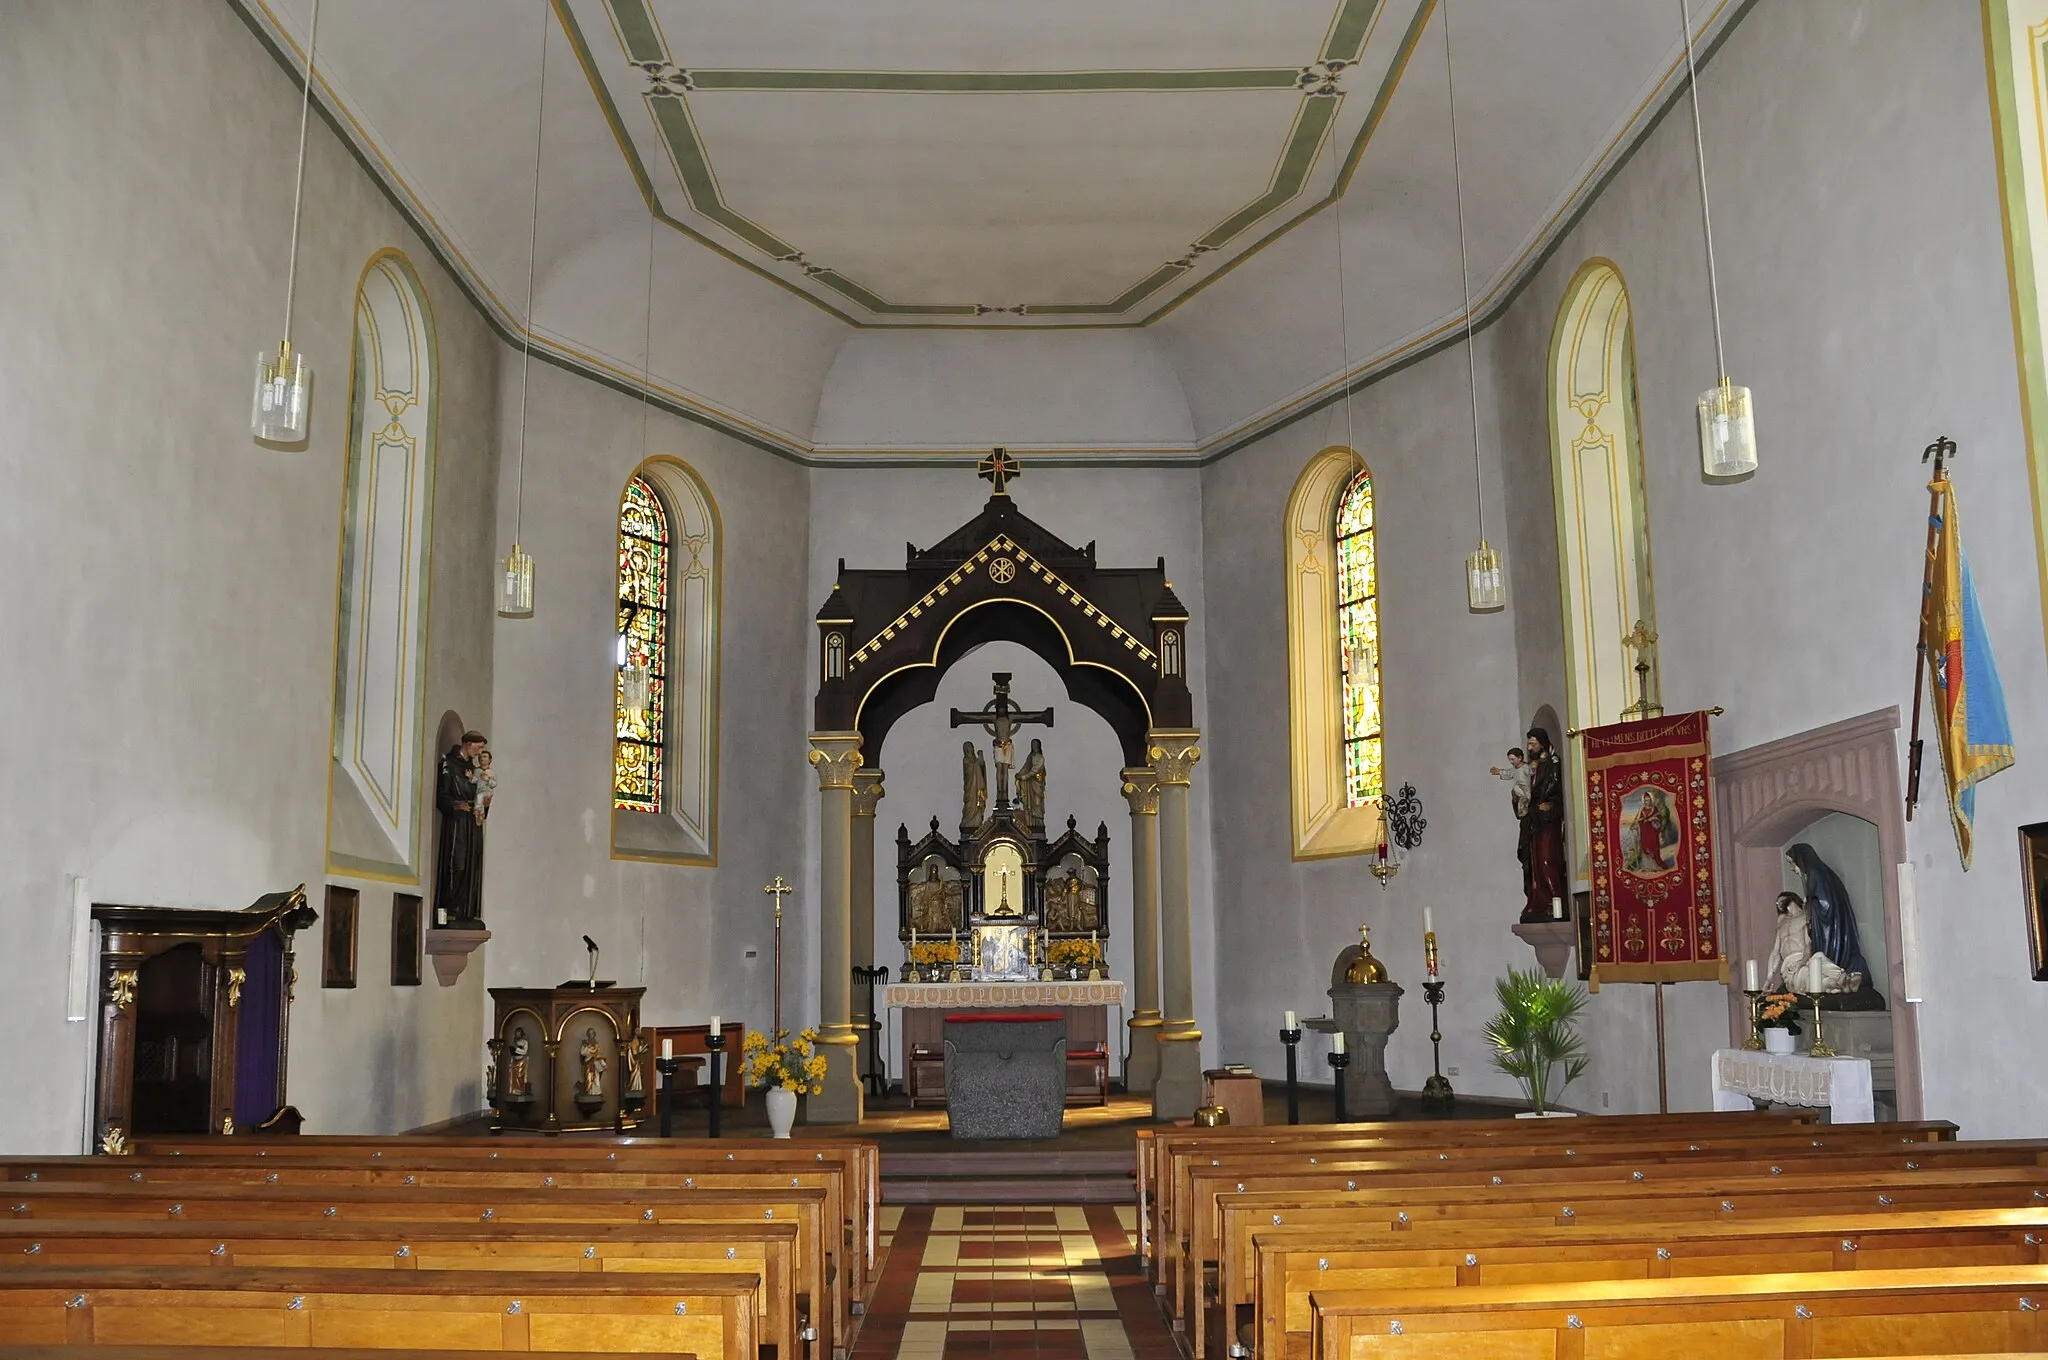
655,1054,680,1138
1280,1027,1303,1125
1328,1049,1352,1123
1741,990,1765,1050
703,1033,726,1139
1420,980,1454,1114
1805,995,1837,1058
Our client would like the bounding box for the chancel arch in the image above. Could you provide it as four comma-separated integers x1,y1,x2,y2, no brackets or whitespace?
1548,259,1659,872
1285,445,1384,859
611,456,720,866
326,249,438,881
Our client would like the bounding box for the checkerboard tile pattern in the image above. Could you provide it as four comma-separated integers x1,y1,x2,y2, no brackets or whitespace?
855,1204,1172,1360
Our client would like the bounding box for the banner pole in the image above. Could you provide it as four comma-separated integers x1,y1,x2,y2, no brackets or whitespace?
1653,979,1669,1114
1906,436,1955,819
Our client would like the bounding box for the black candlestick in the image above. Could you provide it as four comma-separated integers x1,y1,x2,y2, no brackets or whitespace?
1328,1049,1352,1123
704,1033,726,1139
1280,1027,1303,1125
1420,979,1454,1114
655,1054,680,1138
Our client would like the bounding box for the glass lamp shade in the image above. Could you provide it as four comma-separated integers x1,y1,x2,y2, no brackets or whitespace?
1697,379,1757,477
1465,540,1505,612
251,341,312,443
497,544,535,618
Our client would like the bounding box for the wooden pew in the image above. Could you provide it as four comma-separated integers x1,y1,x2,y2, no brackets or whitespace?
134,1136,880,1291
1308,1264,2048,1359
0,1264,757,1355
1255,1205,2048,1360
0,1351,696,1359
0,1220,802,1360
0,1182,832,1360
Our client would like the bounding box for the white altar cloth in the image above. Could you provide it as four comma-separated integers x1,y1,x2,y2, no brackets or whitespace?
884,980,1127,1009
1710,1048,1874,1124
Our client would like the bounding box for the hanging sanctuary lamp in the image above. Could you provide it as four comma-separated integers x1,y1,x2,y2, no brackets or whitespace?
1681,0,1757,478
1443,0,1504,611
498,1,551,619
250,0,321,446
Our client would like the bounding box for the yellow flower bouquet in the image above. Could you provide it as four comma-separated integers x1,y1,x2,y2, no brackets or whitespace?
908,941,960,966
742,1026,829,1095
1048,938,1100,968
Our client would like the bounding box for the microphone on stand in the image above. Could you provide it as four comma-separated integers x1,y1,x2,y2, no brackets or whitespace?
583,935,600,988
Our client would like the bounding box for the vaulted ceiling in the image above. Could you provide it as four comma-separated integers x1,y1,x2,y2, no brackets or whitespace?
240,0,1741,457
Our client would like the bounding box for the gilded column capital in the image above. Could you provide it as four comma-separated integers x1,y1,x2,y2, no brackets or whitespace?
850,768,886,817
1120,766,1161,815
1146,730,1203,786
807,731,864,790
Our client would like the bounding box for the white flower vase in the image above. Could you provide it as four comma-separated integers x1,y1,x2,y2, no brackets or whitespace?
766,1086,798,1138
1763,1027,1796,1056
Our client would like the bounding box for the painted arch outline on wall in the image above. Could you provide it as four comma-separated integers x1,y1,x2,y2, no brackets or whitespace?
327,249,439,882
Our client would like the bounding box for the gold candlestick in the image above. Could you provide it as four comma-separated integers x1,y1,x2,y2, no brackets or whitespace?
1742,990,1765,1050
1806,995,1837,1058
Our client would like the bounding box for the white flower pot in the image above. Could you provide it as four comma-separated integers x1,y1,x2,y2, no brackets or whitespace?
1763,1027,1796,1056
1514,1109,1578,1118
766,1086,798,1138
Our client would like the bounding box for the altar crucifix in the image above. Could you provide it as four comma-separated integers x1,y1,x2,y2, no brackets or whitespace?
951,672,1053,810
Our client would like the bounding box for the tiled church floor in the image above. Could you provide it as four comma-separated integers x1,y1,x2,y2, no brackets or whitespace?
852,1204,1180,1360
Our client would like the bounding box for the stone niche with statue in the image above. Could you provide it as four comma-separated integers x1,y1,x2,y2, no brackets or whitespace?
896,800,1111,982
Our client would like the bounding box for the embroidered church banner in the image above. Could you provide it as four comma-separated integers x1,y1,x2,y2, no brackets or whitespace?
1584,711,1727,988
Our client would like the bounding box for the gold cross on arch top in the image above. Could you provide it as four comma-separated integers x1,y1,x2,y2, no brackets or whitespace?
978,447,1021,496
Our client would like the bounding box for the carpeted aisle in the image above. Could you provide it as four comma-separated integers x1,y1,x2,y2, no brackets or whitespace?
852,1204,1180,1360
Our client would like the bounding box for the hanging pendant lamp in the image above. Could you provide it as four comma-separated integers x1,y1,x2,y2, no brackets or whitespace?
251,0,321,446
1443,1,1505,612
1681,0,1756,478
498,1,551,619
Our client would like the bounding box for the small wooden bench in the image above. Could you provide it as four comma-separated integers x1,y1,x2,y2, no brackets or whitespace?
0,1264,757,1356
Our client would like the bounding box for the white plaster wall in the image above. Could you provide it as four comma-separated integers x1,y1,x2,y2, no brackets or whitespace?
1486,0,2048,1132
810,332,1196,451
803,466,1216,1068
483,361,813,1042
1197,342,1536,1103
0,0,498,1147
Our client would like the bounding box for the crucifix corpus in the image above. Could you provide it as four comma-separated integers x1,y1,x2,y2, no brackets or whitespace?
951,672,1053,810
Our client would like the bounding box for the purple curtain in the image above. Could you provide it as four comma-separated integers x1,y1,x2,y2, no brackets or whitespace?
233,930,285,1128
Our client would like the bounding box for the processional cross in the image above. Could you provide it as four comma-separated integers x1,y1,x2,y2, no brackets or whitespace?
1620,619,1663,720
765,875,793,1035
951,672,1053,810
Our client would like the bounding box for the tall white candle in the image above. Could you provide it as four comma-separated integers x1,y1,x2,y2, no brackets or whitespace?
1744,959,1759,992
709,1015,721,1038
1551,896,1564,920
1808,953,1823,994
1332,1031,1346,1054
661,1037,673,1059
1423,906,1434,935
1284,1010,1298,1031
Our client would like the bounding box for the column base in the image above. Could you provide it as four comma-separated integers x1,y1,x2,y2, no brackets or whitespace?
1151,1028,1204,1120
1125,1015,1163,1094
806,1032,865,1124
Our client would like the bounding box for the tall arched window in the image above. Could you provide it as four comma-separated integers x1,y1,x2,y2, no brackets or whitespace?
611,458,721,865
1287,446,1384,858
1334,468,1382,807
614,476,670,813
1549,258,1658,873
327,250,437,881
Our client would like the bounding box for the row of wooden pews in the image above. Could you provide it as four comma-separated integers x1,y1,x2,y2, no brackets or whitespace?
1138,1111,2048,1359
0,1133,878,1359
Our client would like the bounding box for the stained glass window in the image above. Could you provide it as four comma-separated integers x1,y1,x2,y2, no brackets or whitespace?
1334,467,1382,806
614,476,670,812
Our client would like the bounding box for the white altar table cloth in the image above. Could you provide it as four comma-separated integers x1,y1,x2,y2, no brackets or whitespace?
883,980,1127,1009
1710,1048,1874,1124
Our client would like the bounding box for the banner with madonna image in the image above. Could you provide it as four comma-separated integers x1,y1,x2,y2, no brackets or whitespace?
1583,711,1728,989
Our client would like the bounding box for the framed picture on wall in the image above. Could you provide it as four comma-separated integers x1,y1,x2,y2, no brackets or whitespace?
323,885,359,989
391,892,423,987
2018,822,2048,981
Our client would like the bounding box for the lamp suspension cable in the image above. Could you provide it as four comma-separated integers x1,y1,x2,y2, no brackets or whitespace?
1445,0,1504,610
280,0,319,354
1678,0,1757,477
1680,0,1725,380
1334,169,1355,459
249,0,321,444
619,172,660,717
498,1,550,615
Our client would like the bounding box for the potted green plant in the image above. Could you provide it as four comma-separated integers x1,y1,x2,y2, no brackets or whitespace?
1484,968,1590,1116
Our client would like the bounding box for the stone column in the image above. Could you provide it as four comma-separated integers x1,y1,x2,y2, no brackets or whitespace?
807,732,865,1124
850,769,885,1091
1120,766,1163,1094
1148,729,1203,1119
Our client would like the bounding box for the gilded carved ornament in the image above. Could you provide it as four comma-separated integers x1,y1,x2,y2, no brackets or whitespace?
1120,769,1161,816
1147,734,1202,786
808,736,864,790
108,970,138,1011
851,770,886,817
99,1125,129,1156
226,967,247,1009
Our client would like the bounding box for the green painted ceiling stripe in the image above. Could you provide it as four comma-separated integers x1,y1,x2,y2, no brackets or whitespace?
606,0,666,66
1334,0,1433,191
810,270,978,315
1029,263,1185,315
648,95,799,258
1198,94,1337,249
687,68,1301,93
556,0,655,204
1321,0,1384,64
